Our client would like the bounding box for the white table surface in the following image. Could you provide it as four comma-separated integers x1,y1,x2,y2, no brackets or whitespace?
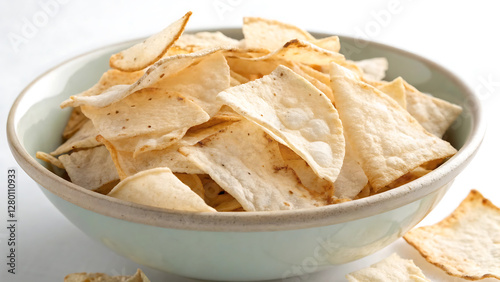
1,1,499,281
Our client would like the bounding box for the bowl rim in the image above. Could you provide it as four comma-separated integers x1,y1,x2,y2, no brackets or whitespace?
7,29,486,232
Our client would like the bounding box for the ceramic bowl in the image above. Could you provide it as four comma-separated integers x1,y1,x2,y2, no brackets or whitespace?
7,30,485,281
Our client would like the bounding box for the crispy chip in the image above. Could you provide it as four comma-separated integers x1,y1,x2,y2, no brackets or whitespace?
333,142,368,200
64,268,150,282
83,89,209,154
404,190,500,280
175,173,204,200
242,17,340,53
248,39,345,66
174,31,240,51
153,51,230,116
330,62,457,190
403,79,463,138
36,151,64,169
278,144,334,201
376,77,407,108
62,107,89,139
51,120,100,156
99,115,238,179
354,57,389,81
109,12,191,72
179,120,325,211
60,69,145,109
242,17,315,50
346,253,430,282
63,49,229,111
218,65,345,184
58,146,119,192
107,167,215,212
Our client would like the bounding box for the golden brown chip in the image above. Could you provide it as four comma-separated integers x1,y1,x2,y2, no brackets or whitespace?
404,190,500,280
330,62,457,190
109,12,191,72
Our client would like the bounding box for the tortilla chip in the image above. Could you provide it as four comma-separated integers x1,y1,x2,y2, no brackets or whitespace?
179,120,326,211
174,31,240,51
64,48,226,109
242,17,340,53
346,253,430,282
248,39,345,66
278,144,334,201
218,65,345,185
288,63,335,103
404,190,500,280
333,142,368,200
242,17,315,50
175,173,204,200
51,120,100,156
376,77,406,108
99,115,238,179
64,269,150,282
82,89,209,154
60,69,145,109
58,146,119,192
354,57,388,81
109,12,191,72
107,167,215,212
153,51,231,116
36,151,64,169
403,79,463,138
312,36,341,53
62,107,89,139
330,62,457,190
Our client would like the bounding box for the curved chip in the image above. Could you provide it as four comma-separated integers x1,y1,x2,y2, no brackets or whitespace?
109,11,191,72
330,62,457,190
63,49,227,109
107,167,215,212
179,120,326,211
217,65,345,184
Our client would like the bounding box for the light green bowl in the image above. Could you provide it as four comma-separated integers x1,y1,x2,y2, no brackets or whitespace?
7,30,484,281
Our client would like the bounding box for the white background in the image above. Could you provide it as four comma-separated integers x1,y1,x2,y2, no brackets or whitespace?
1,0,499,281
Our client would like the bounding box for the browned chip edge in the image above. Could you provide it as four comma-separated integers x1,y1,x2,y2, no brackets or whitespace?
403,189,500,281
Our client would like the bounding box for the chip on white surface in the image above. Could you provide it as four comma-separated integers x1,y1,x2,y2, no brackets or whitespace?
346,253,429,282
404,190,500,280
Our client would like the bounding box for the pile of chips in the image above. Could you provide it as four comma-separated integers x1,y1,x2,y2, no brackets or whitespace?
37,12,463,212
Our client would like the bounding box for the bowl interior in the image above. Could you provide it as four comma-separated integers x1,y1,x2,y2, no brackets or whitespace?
9,29,480,232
